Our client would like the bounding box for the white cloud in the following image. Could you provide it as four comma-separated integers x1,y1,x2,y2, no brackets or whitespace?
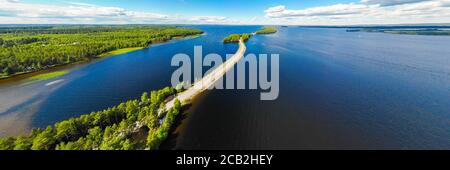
264,0,450,25
2,0,449,25
265,5,286,13
0,0,170,23
0,0,235,24
361,0,431,6
66,2,99,7
189,16,227,23
187,16,243,24
265,4,368,18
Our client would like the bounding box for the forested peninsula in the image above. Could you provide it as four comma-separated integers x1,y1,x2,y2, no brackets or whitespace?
0,86,184,150
0,26,203,79
223,33,252,43
255,27,277,34
223,27,277,43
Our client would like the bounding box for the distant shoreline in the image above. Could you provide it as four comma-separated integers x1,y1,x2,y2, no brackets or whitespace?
346,28,450,36
0,34,203,82
297,25,450,29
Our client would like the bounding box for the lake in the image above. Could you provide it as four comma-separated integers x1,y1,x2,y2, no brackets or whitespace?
0,26,449,149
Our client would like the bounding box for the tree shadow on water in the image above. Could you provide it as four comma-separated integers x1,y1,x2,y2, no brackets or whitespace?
159,103,192,150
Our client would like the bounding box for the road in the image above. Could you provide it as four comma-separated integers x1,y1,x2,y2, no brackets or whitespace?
164,38,246,111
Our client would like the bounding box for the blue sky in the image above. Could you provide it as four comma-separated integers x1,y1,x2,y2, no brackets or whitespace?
1,0,450,25
19,0,356,18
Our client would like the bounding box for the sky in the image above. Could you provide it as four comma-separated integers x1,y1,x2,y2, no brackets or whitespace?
1,0,450,25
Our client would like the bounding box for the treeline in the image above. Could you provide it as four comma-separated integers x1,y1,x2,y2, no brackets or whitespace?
255,27,277,34
223,27,277,43
223,33,252,43
348,29,450,36
0,87,183,150
0,26,203,77
0,37,48,47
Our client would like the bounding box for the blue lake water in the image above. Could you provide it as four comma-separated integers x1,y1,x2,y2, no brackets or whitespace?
0,26,449,149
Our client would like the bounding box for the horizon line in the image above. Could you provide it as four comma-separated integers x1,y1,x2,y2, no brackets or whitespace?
1,23,450,27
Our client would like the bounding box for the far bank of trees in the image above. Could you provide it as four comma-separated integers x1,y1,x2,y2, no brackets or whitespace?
0,87,183,150
0,26,203,77
223,33,252,43
223,27,277,43
347,28,450,36
255,27,277,34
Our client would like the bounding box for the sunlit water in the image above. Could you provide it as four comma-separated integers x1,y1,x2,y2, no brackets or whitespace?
0,26,449,149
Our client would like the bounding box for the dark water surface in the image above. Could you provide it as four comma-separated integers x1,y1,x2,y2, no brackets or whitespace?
0,26,449,149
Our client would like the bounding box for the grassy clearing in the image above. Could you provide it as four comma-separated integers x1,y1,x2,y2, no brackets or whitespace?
27,70,69,81
172,34,202,40
99,47,144,58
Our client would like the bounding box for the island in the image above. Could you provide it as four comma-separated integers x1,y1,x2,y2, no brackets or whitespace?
223,33,252,43
0,26,204,79
255,27,278,34
347,28,450,36
223,27,277,43
0,86,184,150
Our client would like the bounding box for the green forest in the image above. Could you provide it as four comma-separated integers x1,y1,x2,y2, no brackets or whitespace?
223,27,277,43
223,33,251,43
0,26,203,78
255,27,277,34
0,86,183,150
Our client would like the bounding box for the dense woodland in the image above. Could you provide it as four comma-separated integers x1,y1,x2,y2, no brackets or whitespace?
223,27,277,43
0,25,203,77
255,27,277,34
223,33,251,43
0,87,183,150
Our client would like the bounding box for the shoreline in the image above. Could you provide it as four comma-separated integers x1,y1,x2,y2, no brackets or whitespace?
0,34,203,138
159,89,211,150
164,38,246,111
0,32,246,149
0,33,204,82
160,39,246,149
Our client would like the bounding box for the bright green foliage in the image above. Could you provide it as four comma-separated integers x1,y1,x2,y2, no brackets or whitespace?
31,126,56,150
98,47,143,57
241,33,251,40
13,136,32,150
27,70,68,81
223,33,252,43
55,119,79,141
0,26,203,77
174,99,181,111
223,34,241,43
223,27,277,44
0,86,182,150
255,27,278,34
0,137,15,150
141,92,149,105
145,99,181,150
